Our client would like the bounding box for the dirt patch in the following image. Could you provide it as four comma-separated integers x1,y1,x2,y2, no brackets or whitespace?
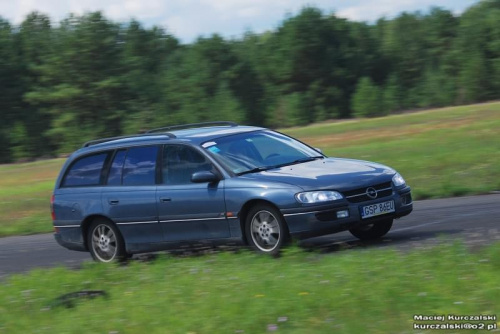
301,117,479,147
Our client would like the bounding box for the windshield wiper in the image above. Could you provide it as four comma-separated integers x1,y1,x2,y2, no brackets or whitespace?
274,156,324,168
235,156,324,176
235,166,270,176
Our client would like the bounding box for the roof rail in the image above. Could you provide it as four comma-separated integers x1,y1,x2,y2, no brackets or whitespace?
82,133,176,148
146,121,238,134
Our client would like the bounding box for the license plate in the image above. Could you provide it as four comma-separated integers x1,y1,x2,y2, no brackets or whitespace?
361,200,395,219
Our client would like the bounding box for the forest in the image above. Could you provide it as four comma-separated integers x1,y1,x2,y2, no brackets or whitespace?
0,0,499,162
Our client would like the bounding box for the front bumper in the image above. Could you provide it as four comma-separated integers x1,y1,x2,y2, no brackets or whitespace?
282,185,413,239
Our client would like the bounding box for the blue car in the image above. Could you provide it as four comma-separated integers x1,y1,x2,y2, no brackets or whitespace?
52,122,412,262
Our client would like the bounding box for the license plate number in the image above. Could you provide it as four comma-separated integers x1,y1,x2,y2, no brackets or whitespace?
361,200,395,219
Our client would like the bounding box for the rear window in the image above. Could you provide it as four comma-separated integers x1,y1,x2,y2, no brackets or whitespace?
62,153,108,187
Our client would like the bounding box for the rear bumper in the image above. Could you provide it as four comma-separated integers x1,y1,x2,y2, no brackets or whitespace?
54,229,87,252
283,186,413,239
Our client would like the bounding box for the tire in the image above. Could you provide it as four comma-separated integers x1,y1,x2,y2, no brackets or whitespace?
349,219,393,240
87,219,126,263
245,204,288,255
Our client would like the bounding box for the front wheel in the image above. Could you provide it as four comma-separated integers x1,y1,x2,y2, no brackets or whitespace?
349,219,393,240
87,219,126,262
245,204,288,255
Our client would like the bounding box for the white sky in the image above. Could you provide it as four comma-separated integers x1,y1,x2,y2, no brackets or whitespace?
0,0,479,42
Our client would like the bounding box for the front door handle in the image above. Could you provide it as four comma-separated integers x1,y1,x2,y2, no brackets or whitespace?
109,199,119,205
160,197,172,202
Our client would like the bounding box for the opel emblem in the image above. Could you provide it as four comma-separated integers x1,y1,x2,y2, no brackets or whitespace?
366,187,378,199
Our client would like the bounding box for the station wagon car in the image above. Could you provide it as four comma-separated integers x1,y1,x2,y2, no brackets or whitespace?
52,122,413,262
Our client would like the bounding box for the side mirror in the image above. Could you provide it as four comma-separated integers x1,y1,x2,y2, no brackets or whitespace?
314,147,323,154
191,171,220,183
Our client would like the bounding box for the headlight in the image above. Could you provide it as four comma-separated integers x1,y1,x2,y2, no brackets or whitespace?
392,173,406,187
296,191,343,204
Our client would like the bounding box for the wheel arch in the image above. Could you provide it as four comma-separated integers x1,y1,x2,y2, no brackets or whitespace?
238,199,288,244
81,214,119,251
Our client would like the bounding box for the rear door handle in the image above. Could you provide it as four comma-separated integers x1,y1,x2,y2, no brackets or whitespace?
160,198,172,202
109,199,119,205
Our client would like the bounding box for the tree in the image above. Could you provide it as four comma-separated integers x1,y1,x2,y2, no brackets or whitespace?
25,12,125,152
455,1,499,103
379,12,427,108
210,80,245,123
17,12,54,158
0,3,500,162
0,18,22,162
120,20,179,133
351,77,383,117
458,52,489,103
162,34,255,125
382,74,401,113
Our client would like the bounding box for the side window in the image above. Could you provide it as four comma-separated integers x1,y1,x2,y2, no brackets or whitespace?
162,145,213,185
122,146,158,186
106,150,126,186
63,153,108,187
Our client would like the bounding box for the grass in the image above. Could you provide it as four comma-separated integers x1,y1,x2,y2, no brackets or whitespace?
0,159,63,237
283,102,500,199
0,101,499,237
0,243,499,333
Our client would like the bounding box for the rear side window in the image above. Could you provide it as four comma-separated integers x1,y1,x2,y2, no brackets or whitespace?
63,153,108,187
122,146,158,186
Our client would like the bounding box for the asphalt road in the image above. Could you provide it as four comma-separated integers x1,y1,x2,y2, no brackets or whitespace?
1,194,499,279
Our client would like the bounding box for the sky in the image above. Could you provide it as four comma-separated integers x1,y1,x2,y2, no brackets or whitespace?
1,0,479,43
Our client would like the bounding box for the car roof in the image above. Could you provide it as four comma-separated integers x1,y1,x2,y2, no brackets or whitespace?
169,125,262,141
75,124,265,155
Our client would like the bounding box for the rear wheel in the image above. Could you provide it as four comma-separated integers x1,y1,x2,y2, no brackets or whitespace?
349,219,393,240
87,219,126,262
245,204,288,255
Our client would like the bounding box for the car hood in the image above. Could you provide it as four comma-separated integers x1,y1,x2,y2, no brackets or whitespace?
239,158,395,191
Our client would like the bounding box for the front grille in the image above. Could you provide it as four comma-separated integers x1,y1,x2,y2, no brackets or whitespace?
343,181,393,203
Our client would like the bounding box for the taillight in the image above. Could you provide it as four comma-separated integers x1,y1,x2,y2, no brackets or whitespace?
50,194,56,221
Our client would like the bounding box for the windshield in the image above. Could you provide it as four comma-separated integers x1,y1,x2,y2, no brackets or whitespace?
202,130,324,175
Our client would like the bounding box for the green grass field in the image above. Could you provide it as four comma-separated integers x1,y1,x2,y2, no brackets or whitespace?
283,102,500,200
0,102,499,237
0,159,63,237
1,243,499,333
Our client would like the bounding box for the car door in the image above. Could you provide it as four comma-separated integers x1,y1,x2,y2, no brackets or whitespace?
157,144,229,242
102,146,162,245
